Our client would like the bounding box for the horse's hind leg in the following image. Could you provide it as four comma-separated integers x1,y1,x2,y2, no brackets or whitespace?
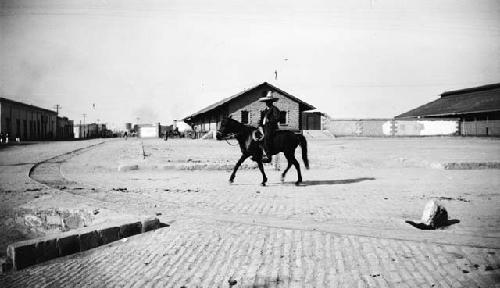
281,153,293,183
291,156,302,185
230,154,248,183
257,161,267,186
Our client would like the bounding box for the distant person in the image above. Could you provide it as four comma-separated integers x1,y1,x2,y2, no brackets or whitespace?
258,91,281,163
123,131,128,140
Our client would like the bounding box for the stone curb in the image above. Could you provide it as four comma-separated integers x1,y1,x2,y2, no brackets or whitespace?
443,162,500,170
117,164,139,172
2,217,161,273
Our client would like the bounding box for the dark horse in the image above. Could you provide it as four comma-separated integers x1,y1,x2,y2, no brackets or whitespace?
216,117,309,186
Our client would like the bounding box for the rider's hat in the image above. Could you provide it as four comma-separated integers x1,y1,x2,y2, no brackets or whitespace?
258,91,279,102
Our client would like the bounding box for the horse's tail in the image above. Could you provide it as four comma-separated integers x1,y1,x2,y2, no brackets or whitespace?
297,134,309,169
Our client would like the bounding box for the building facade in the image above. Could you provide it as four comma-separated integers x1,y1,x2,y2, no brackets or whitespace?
396,83,500,136
73,123,108,139
57,116,74,139
183,82,315,137
0,97,59,141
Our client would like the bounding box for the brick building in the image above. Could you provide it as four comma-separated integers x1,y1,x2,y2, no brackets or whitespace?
0,97,59,140
396,83,500,136
183,82,315,137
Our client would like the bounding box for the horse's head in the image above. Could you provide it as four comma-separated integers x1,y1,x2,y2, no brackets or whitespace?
216,117,239,140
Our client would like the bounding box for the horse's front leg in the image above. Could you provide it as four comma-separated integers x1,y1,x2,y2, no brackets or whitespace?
230,154,249,183
257,160,268,186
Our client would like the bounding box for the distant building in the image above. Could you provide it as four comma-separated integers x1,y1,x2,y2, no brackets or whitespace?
183,82,315,138
0,97,74,141
136,123,160,138
73,123,108,139
396,83,500,136
57,116,74,139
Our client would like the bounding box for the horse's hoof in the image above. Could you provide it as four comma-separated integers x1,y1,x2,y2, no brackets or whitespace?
280,176,285,183
295,181,301,186
229,179,234,184
261,182,266,187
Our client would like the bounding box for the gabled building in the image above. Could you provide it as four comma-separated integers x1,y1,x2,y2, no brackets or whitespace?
183,82,316,137
396,83,500,136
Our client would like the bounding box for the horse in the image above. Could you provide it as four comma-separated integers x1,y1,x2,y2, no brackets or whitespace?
216,117,309,186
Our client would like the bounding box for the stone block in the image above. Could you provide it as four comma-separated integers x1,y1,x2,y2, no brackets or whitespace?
7,239,39,270
45,215,62,226
57,234,80,256
119,221,142,238
98,226,120,245
141,218,160,233
1,258,13,273
79,230,100,251
118,164,139,172
36,238,59,263
63,214,84,230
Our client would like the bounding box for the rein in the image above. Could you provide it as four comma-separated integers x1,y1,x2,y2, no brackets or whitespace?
223,133,239,146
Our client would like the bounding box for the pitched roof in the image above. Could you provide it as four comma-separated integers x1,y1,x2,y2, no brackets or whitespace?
0,97,57,115
396,83,500,118
184,82,315,121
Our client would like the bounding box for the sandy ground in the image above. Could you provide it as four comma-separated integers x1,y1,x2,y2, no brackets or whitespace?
60,137,500,245
1,137,499,286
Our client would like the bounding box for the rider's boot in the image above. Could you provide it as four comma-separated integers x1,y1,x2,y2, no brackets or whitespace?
261,151,272,163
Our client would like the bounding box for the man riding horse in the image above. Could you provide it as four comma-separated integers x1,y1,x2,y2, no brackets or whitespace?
258,91,281,163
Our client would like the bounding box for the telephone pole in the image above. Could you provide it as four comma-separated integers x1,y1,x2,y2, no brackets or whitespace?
53,104,62,115
82,114,87,138
54,105,61,139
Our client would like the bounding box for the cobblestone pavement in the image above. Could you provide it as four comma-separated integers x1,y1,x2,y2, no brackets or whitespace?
1,219,500,287
1,138,500,287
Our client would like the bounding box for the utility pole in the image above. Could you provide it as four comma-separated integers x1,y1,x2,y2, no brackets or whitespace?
53,104,62,115
54,105,61,139
82,113,87,138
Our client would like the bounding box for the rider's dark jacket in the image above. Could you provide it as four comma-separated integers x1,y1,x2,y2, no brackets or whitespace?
259,105,281,130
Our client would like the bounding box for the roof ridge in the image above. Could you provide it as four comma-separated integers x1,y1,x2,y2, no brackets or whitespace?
183,82,315,121
441,83,500,97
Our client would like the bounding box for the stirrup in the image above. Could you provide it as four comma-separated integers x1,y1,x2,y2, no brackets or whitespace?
262,155,272,163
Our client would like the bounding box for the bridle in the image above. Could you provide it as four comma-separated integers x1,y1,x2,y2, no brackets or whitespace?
219,132,239,146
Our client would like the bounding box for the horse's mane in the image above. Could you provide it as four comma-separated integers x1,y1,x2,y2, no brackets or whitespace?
227,118,257,132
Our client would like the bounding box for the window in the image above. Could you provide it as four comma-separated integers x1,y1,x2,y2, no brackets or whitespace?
279,111,287,125
241,111,249,124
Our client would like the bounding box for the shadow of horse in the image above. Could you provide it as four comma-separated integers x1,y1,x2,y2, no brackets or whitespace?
286,177,376,186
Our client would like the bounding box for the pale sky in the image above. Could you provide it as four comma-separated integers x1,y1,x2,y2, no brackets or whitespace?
1,0,499,129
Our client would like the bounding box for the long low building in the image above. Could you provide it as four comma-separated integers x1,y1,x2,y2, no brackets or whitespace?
0,97,76,141
396,83,500,136
0,97,74,141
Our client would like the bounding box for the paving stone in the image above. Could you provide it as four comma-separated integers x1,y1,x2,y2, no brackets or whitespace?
35,238,58,263
141,218,160,233
98,226,120,245
57,234,80,256
119,221,142,238
6,239,39,270
79,230,100,251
